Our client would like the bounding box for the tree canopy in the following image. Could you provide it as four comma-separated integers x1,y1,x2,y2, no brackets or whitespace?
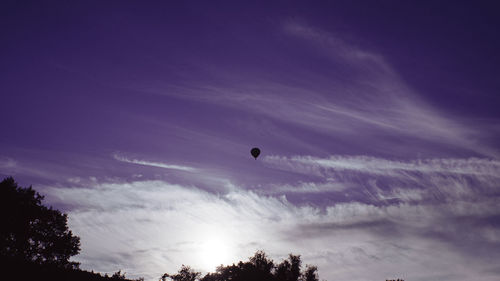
0,177,81,268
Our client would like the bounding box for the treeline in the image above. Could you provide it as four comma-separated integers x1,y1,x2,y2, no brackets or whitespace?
162,251,319,281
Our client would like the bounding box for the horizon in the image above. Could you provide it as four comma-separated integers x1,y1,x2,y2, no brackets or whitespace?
1,1,500,281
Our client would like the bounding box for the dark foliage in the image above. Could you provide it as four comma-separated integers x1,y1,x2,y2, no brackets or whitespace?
0,177,80,268
0,256,141,281
163,251,320,281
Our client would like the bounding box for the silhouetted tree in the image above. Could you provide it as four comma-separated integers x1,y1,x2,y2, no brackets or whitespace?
301,265,318,281
246,250,275,281
162,265,201,281
276,254,301,281
0,177,80,268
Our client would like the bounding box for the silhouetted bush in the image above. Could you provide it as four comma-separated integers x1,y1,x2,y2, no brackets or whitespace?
163,251,320,281
0,177,81,268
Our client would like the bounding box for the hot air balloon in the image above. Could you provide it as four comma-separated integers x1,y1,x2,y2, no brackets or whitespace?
250,147,261,159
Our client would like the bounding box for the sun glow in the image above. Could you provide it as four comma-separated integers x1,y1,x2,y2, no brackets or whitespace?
197,233,235,271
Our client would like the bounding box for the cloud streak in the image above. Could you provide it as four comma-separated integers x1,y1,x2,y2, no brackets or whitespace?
113,154,196,172
263,154,500,206
264,155,500,177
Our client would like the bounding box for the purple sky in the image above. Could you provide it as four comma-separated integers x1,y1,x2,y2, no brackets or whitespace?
2,1,500,281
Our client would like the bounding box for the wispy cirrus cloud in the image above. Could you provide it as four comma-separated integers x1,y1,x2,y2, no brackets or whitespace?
113,154,196,172
134,21,498,158
263,154,500,205
281,21,498,157
263,155,500,177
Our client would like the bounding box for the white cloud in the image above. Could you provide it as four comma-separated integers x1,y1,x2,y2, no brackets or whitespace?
42,179,500,281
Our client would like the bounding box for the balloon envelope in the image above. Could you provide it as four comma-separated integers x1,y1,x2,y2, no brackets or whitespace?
250,147,261,159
